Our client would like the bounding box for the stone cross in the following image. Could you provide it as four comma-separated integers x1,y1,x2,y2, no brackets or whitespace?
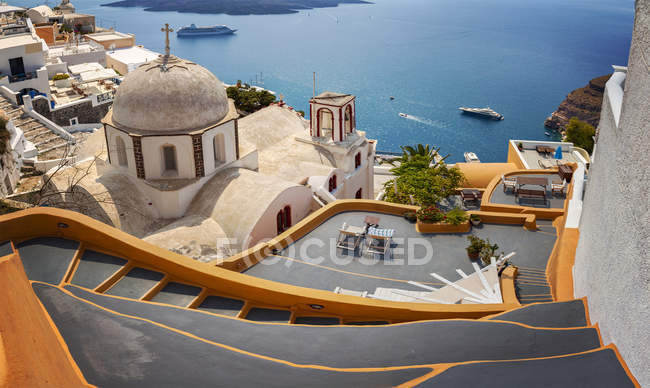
161,23,173,57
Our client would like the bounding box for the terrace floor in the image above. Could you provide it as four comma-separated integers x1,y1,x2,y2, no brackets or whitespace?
490,174,567,209
243,211,557,294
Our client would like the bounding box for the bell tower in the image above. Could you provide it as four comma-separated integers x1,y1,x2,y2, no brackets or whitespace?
309,92,356,142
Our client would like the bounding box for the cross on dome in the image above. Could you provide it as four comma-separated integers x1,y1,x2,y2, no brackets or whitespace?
161,23,174,57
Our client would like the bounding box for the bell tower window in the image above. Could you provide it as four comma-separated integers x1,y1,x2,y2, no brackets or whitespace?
344,105,353,133
317,108,334,140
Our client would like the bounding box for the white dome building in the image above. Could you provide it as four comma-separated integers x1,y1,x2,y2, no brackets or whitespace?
102,54,241,218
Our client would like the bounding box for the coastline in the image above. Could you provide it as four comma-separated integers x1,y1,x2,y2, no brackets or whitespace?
100,0,372,16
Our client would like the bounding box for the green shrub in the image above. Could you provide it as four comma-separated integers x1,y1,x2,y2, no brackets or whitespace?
52,73,70,81
565,117,595,154
445,208,468,225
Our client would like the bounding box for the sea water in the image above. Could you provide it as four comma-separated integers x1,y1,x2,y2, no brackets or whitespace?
14,0,634,161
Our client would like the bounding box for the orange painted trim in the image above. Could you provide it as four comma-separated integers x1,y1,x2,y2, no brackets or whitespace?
415,220,471,234
61,242,85,286
94,261,133,293
0,208,518,322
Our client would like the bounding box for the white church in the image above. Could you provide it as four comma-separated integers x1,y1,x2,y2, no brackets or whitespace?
76,33,375,258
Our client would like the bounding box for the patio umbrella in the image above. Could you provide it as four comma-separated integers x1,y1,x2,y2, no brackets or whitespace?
554,146,563,159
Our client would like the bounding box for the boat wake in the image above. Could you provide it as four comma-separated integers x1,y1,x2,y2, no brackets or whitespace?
400,114,448,129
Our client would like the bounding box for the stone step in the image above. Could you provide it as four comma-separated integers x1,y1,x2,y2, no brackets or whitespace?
25,128,52,141
38,142,75,160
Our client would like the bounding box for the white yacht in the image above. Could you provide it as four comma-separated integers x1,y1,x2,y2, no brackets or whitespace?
459,106,503,120
464,152,480,163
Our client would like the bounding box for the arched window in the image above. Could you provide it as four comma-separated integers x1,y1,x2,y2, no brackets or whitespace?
355,188,362,199
328,175,337,193
344,105,353,133
162,145,177,174
276,205,292,234
213,133,225,167
116,136,128,167
276,210,284,234
317,108,334,140
283,205,292,229
354,152,361,169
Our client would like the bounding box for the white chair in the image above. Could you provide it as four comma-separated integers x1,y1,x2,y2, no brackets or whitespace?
365,227,394,259
336,223,366,255
551,179,566,196
502,174,517,193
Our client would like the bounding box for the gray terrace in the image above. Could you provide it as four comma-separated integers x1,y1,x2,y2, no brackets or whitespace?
491,173,567,209
243,211,557,294
511,140,589,170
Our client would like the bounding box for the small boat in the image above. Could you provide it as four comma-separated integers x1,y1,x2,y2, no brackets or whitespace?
459,106,504,120
399,112,408,118
177,24,237,37
390,96,395,100
545,132,551,136
464,152,480,163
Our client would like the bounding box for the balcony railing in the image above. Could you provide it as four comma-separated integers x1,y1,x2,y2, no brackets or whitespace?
9,71,38,83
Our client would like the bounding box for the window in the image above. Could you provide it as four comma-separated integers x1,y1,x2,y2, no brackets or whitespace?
213,133,226,167
317,108,334,139
328,175,337,192
354,152,361,169
344,105,353,133
276,205,292,234
355,188,362,199
116,136,128,167
162,145,177,174
69,117,79,126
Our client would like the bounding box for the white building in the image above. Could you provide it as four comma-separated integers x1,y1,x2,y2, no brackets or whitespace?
73,50,375,256
105,45,160,75
0,18,50,99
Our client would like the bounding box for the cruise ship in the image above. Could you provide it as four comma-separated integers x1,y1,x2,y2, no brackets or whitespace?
459,106,504,120
177,24,237,37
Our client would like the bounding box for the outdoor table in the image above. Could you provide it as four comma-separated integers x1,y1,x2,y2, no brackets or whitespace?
558,164,573,182
516,176,548,189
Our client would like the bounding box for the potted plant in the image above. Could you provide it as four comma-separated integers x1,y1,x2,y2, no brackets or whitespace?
479,239,499,265
466,235,499,264
517,142,524,151
470,214,481,226
466,235,483,259
403,211,417,223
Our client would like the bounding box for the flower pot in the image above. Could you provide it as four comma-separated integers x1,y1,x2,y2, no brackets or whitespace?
467,251,479,260
470,219,481,226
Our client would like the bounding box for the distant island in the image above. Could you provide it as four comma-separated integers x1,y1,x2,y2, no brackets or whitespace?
101,0,371,15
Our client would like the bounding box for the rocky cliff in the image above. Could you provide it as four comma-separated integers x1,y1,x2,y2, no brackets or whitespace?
544,74,610,134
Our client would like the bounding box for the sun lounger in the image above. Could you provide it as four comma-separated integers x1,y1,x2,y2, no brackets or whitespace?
336,223,366,254
365,227,394,259
333,287,368,298
538,159,556,169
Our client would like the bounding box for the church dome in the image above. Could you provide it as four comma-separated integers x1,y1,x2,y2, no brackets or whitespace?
111,55,230,133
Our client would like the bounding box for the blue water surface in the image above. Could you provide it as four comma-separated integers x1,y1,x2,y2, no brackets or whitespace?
14,0,634,161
